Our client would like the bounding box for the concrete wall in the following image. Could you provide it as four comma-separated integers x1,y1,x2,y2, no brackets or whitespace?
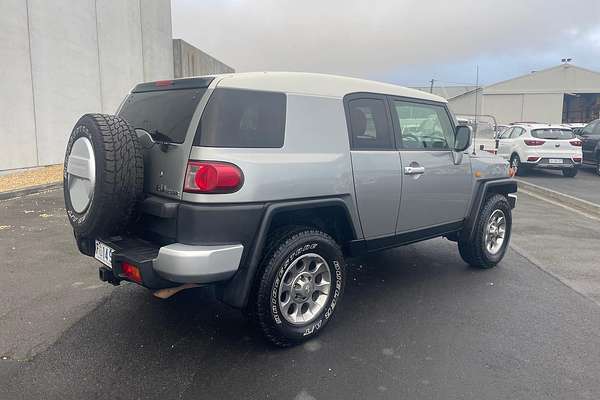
173,39,234,78
0,0,173,171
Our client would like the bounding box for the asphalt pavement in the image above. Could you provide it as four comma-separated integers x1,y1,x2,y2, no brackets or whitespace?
1,189,600,400
519,166,600,205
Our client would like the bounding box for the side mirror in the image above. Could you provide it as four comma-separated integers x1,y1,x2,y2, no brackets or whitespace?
454,125,471,152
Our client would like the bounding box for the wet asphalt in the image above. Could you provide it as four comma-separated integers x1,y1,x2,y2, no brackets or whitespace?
1,189,600,400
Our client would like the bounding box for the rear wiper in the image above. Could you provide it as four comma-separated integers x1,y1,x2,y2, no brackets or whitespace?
149,129,173,144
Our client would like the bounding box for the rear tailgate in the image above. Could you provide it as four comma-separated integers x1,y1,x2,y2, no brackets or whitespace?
117,77,214,200
531,128,581,158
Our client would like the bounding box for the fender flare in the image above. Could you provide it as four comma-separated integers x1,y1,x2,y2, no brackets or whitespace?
217,196,357,308
461,178,517,242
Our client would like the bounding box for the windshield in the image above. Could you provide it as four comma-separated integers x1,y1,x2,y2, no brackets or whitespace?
531,128,574,140
118,88,206,144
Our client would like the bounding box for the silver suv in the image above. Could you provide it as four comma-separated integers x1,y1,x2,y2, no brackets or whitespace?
63,72,517,346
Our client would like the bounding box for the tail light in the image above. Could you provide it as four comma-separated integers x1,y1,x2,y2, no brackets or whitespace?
184,161,243,193
569,140,582,147
573,157,582,162
121,262,142,283
527,156,540,162
524,139,545,146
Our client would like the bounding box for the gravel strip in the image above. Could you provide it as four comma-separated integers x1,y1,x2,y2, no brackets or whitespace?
0,165,63,192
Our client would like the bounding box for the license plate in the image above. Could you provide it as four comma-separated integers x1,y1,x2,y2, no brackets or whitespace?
95,240,114,268
549,159,563,164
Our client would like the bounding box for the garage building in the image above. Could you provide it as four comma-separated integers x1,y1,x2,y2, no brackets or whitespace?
447,64,600,125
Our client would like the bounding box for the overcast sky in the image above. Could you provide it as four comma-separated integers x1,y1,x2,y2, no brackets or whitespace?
171,0,600,87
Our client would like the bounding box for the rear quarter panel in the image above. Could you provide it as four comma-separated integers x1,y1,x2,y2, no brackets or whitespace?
186,93,361,233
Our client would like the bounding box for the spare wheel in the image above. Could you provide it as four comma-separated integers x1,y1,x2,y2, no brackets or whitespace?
63,113,143,238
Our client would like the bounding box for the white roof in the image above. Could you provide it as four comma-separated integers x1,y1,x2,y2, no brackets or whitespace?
211,72,446,102
512,123,572,130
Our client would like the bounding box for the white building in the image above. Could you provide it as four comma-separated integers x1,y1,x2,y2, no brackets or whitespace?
1,0,174,171
448,64,600,125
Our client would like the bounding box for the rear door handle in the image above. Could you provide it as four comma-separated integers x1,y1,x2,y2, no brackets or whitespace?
404,166,425,175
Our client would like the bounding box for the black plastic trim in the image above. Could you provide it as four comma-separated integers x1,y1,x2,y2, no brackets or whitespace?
218,196,357,308
346,220,464,257
462,178,517,242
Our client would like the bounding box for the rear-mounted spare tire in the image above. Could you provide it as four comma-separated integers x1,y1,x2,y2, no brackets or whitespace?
63,113,143,238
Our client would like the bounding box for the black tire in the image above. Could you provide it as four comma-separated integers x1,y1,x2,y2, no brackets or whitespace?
562,168,578,177
251,227,346,347
63,114,143,238
510,154,524,176
458,194,512,269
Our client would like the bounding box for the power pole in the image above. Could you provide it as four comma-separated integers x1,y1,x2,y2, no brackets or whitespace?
429,79,435,93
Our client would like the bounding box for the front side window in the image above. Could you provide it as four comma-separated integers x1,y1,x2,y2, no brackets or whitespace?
347,98,393,150
392,101,453,149
194,88,286,148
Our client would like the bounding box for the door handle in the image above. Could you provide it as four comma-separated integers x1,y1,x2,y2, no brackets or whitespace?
404,166,425,175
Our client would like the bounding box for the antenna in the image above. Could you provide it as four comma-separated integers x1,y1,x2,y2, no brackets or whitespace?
472,65,479,155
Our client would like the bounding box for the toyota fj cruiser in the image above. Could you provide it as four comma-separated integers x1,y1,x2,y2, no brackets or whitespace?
64,72,517,346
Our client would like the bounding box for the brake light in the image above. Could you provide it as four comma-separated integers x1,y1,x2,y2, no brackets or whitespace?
184,161,243,193
155,80,173,87
524,139,545,146
569,140,582,147
121,262,142,283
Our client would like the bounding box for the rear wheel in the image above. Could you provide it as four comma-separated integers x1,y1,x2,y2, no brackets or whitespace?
458,194,512,269
562,168,578,177
510,154,524,176
251,227,345,347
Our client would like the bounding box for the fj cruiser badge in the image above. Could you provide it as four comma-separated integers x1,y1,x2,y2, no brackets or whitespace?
155,184,179,196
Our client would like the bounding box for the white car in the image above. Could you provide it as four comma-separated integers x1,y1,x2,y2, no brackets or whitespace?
496,124,583,177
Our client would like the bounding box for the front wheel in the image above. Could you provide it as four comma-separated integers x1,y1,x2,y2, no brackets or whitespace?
458,194,512,268
562,168,578,177
251,228,346,347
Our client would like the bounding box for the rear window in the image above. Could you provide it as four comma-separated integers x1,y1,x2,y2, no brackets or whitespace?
118,88,206,144
194,88,286,148
531,129,574,140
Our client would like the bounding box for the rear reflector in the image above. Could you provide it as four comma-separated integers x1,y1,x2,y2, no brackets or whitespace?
184,161,243,193
569,140,582,147
524,139,545,146
121,262,142,283
527,156,540,162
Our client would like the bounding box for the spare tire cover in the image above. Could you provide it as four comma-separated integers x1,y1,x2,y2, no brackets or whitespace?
63,113,143,238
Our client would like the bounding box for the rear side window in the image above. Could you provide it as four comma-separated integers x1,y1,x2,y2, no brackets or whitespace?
118,88,206,144
194,88,286,148
531,129,574,140
347,98,394,150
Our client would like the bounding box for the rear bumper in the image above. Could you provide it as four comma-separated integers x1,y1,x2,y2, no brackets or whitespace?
154,243,243,283
523,158,580,169
94,236,244,289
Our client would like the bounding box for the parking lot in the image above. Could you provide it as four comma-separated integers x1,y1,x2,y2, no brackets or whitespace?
1,183,599,400
519,166,600,205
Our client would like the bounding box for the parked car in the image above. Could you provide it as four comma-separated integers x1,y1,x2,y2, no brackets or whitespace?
496,123,582,177
63,72,517,346
579,119,600,175
562,123,587,136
